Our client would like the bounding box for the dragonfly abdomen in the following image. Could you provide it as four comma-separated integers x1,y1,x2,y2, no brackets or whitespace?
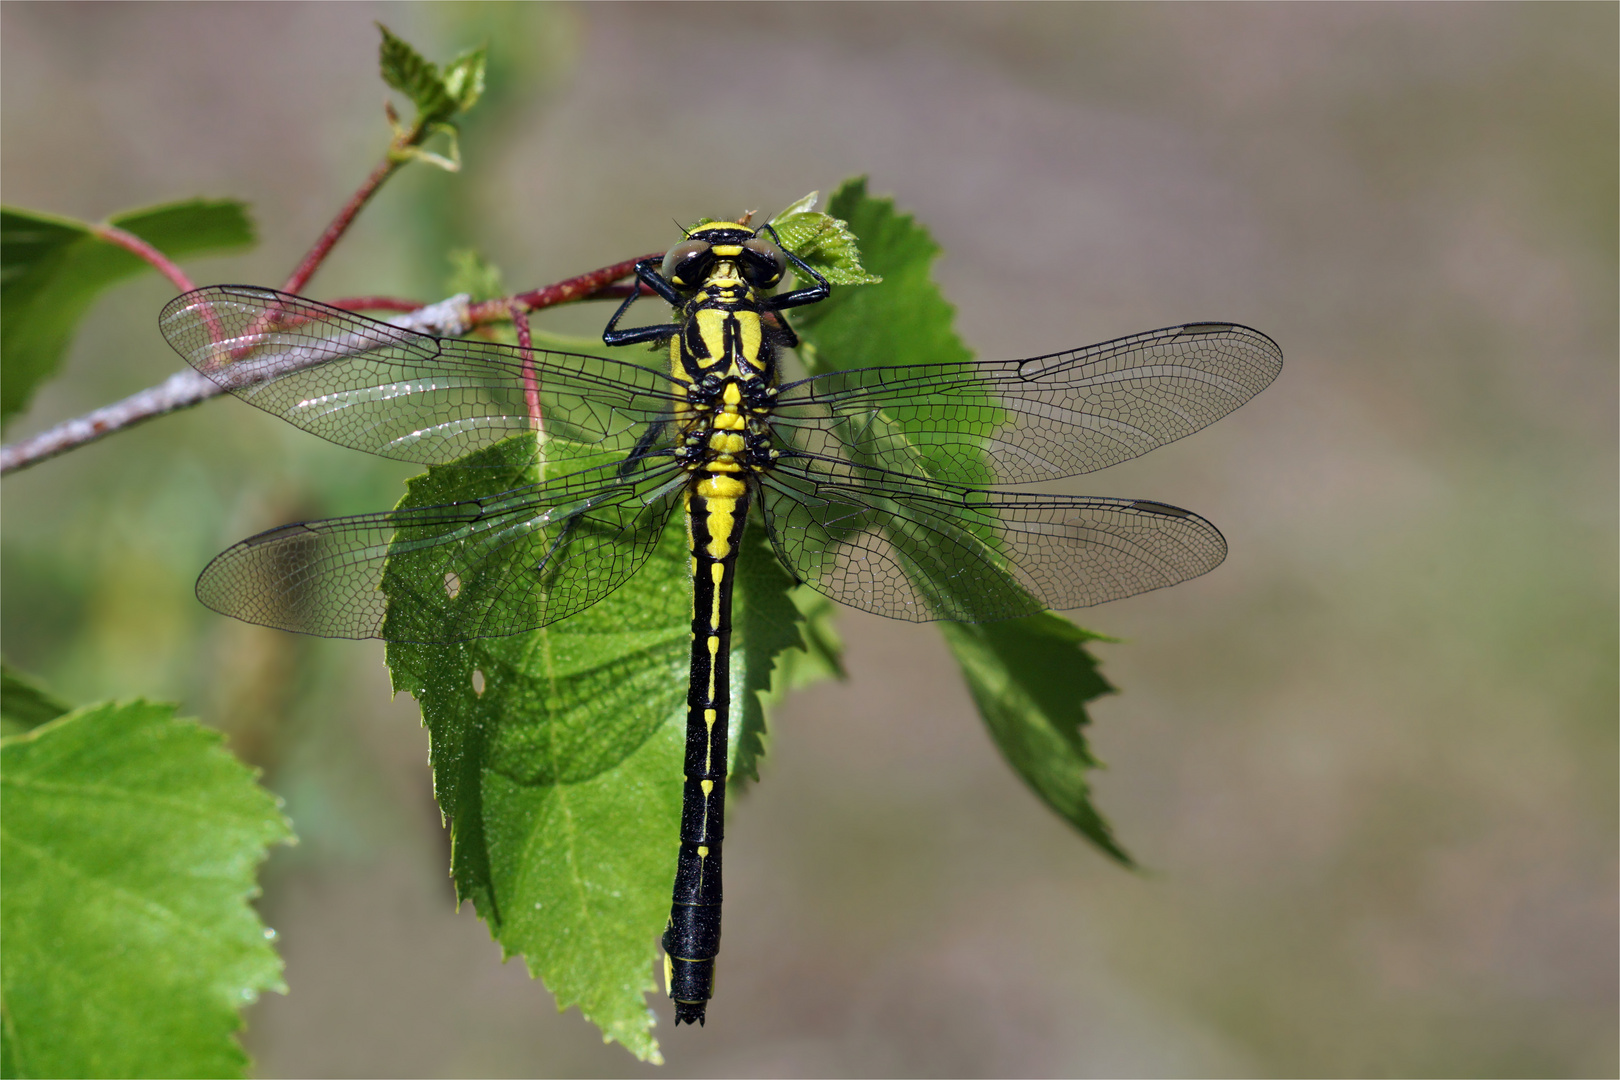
664,478,749,1026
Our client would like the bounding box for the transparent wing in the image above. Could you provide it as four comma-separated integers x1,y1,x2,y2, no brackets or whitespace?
771,322,1281,486
760,453,1226,623
160,285,684,467
197,456,685,642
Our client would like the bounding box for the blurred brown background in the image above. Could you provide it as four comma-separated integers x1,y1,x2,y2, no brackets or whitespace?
3,3,1614,1076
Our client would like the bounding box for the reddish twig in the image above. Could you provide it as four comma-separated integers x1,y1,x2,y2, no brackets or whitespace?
93,224,195,294
281,157,397,295
328,296,426,314
280,93,462,295
587,283,655,301
468,255,659,324
510,300,543,435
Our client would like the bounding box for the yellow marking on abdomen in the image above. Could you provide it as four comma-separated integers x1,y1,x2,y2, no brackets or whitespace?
699,481,744,560
706,634,719,701
706,510,735,557
698,475,746,499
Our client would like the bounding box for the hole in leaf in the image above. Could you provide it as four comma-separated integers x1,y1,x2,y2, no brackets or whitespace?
471,668,486,696
444,571,461,598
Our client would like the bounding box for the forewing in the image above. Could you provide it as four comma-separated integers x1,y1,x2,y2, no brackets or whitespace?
761,454,1226,623
772,322,1281,486
159,285,683,467
197,457,684,642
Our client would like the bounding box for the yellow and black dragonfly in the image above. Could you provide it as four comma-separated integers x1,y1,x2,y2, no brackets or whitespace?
159,219,1280,1025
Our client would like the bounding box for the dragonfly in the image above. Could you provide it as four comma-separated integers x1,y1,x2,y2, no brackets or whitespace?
159,219,1281,1026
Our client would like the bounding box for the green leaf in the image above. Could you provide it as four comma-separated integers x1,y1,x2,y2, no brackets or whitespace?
0,701,293,1078
770,191,882,287
441,46,489,112
376,25,486,130
733,525,801,786
790,177,971,375
0,661,70,736
940,616,1133,865
0,199,255,425
382,435,686,1061
792,177,1131,861
771,191,820,222
107,200,256,254
377,23,456,126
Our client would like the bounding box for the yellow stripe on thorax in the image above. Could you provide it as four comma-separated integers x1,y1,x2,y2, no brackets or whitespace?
734,309,762,365
694,309,728,366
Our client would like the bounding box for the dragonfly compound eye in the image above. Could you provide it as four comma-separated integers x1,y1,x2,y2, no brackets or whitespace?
739,236,786,289
662,238,715,288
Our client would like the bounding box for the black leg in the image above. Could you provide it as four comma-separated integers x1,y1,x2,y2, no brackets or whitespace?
761,225,831,313
636,257,686,306
603,259,685,347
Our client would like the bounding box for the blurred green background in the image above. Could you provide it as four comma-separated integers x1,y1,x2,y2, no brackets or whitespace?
2,4,1614,1076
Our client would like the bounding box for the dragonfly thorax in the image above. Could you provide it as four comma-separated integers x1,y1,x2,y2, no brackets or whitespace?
671,285,780,386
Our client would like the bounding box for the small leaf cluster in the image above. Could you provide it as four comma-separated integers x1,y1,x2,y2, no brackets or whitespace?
378,23,486,171
769,192,884,287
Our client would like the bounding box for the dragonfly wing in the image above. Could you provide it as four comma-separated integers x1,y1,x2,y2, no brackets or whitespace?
160,285,684,467
772,322,1281,486
760,454,1226,623
197,458,685,642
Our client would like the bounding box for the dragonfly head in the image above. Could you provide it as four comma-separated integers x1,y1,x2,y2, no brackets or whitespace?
662,223,786,292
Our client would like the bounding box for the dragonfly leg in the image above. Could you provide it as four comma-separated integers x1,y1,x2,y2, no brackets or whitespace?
760,225,831,313
603,259,684,346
